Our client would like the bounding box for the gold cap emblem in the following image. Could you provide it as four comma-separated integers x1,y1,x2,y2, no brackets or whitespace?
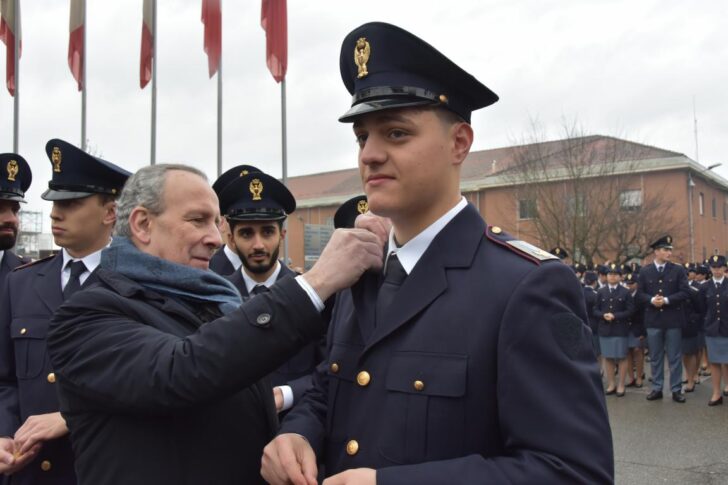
240,169,249,176
666,236,672,244
7,160,18,182
250,178,263,201
714,255,719,262
51,147,62,173
356,200,368,215
354,37,371,79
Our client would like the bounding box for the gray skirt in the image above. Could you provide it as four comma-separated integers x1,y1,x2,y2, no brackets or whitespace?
682,335,701,356
627,334,643,349
600,336,628,359
706,336,728,364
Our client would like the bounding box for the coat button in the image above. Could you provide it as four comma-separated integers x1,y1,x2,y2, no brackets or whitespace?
330,362,340,374
20,328,27,335
491,226,502,234
47,373,56,384
413,380,425,391
658,280,662,284
255,313,271,326
346,440,359,456
356,371,371,387
40,460,52,472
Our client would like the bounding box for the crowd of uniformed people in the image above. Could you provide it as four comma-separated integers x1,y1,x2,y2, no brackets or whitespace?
552,245,728,407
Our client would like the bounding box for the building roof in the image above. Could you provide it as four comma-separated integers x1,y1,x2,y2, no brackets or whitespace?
288,135,717,207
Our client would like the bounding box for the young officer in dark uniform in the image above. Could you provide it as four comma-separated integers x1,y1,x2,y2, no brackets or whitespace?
638,235,690,403
682,261,705,392
0,154,31,295
594,263,634,396
218,171,325,414
624,272,646,388
0,139,129,483
209,165,262,276
262,21,613,484
700,255,728,406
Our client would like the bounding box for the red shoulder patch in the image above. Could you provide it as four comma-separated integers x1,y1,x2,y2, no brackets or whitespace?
485,225,558,266
12,254,56,272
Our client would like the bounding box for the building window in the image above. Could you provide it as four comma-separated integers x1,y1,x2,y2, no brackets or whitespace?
712,198,717,218
619,190,642,211
518,199,537,220
699,193,704,216
567,195,586,217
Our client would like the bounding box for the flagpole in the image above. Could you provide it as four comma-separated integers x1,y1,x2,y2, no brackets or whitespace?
216,43,222,177
12,0,19,152
81,0,87,150
281,78,288,264
150,0,157,165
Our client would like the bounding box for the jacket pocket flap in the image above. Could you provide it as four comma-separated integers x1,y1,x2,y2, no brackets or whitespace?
385,352,467,397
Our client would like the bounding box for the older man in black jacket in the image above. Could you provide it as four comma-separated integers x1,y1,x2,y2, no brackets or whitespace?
46,164,384,485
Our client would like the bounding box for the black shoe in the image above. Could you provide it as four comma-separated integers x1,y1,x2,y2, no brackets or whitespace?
685,386,695,393
723,390,728,397
634,382,644,388
708,397,723,406
616,391,626,397
672,392,686,403
605,388,616,395
646,390,663,401
625,380,636,388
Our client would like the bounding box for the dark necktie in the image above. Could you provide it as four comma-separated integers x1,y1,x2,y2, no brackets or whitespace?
251,284,269,296
375,253,408,326
63,260,87,300
716,281,722,290
658,266,664,274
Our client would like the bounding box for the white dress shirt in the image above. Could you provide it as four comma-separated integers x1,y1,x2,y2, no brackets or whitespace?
61,247,105,290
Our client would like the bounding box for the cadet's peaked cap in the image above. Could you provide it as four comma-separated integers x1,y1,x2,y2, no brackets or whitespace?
212,164,262,196
583,271,598,285
334,195,369,229
0,153,32,202
697,265,711,276
708,254,727,268
338,22,498,123
41,139,130,201
219,172,295,222
624,273,637,284
607,263,622,275
550,247,568,259
650,235,673,250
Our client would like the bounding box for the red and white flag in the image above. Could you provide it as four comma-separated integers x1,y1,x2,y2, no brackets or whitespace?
201,0,221,77
68,0,84,91
0,0,21,96
261,0,287,83
140,0,153,89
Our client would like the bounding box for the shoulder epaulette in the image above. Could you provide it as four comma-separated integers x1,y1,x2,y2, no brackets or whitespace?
485,225,558,265
12,254,56,272
689,285,699,292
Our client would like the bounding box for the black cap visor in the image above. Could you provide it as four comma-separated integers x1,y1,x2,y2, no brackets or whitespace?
41,188,95,201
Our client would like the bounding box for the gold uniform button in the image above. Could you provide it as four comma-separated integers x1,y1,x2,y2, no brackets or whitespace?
47,373,56,384
20,328,27,335
491,226,502,235
330,362,340,374
413,380,425,391
40,460,52,472
346,440,359,456
356,371,371,387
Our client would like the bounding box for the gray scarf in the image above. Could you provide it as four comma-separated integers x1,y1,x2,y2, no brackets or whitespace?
100,237,242,314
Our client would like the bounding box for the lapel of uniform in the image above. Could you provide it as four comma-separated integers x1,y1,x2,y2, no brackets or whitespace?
0,254,9,283
33,253,64,313
227,269,249,299
362,204,484,354
351,269,380,343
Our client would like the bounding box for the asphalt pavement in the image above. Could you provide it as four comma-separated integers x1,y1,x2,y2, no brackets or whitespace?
606,363,728,484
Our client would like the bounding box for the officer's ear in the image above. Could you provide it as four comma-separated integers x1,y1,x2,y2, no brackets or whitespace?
450,121,473,167
128,206,153,246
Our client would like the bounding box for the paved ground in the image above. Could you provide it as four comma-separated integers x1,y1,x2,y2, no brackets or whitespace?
606,365,728,484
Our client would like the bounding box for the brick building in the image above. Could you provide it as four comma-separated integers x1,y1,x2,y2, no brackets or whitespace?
284,136,728,269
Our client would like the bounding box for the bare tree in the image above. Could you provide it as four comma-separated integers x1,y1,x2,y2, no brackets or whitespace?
501,118,682,265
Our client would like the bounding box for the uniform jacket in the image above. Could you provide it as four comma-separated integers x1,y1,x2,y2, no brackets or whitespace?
683,281,705,338
700,280,728,337
281,205,613,484
637,262,689,329
0,254,78,485
582,285,598,334
628,289,646,338
208,247,235,276
227,264,325,403
593,285,634,337
0,251,29,296
45,270,325,485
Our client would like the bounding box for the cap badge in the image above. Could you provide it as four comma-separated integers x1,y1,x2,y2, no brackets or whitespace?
6,160,18,182
240,169,249,176
250,178,263,201
51,147,62,173
666,236,672,244
714,255,719,262
555,248,561,255
354,37,371,79
356,200,368,215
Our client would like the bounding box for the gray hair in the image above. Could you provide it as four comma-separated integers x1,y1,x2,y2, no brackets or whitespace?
114,164,208,238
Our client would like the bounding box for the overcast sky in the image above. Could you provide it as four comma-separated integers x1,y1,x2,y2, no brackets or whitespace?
1,0,727,229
